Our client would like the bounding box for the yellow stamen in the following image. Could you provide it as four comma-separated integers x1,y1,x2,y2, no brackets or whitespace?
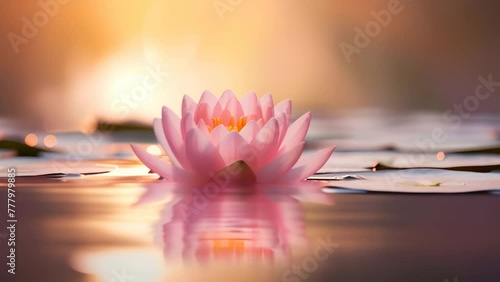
208,116,247,132
212,117,222,128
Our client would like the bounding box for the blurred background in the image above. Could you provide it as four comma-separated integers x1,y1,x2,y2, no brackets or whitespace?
1,0,500,132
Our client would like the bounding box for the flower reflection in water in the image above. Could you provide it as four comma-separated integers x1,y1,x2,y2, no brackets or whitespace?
70,180,332,282
137,180,332,264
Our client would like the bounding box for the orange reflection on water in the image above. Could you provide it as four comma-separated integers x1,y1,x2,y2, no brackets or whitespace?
195,238,274,262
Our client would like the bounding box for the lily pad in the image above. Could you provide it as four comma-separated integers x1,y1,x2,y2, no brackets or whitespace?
0,157,116,177
322,169,500,193
317,151,500,173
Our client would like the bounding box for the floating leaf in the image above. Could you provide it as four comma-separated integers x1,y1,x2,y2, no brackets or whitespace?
323,169,500,193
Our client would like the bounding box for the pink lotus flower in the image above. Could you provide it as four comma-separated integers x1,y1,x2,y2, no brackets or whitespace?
131,90,335,183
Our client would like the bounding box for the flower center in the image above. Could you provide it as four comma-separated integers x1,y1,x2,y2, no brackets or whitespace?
210,116,247,132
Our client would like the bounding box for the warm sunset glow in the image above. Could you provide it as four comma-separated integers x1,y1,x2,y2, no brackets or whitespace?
44,135,58,148
79,117,98,134
25,133,39,147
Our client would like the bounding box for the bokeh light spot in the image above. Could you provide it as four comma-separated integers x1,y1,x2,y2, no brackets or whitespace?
146,145,162,156
436,151,445,161
25,133,39,147
44,135,58,148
